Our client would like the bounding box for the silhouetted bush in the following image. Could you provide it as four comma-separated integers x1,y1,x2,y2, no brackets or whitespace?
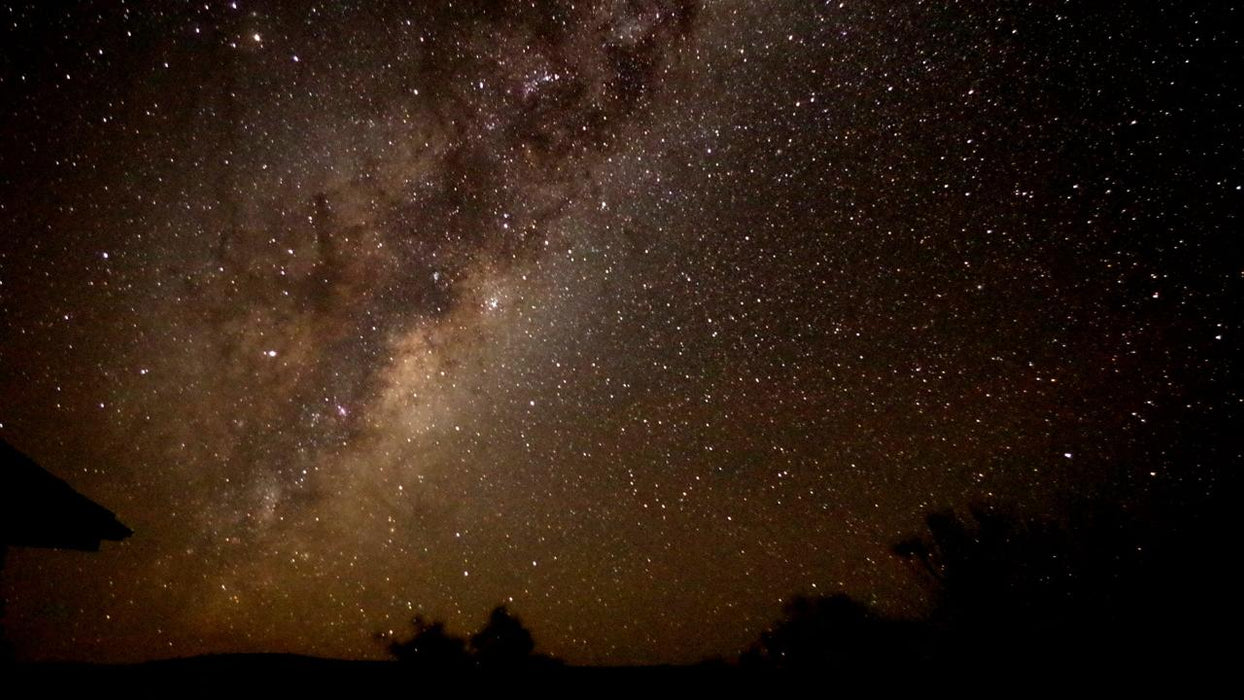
385,604,560,673
741,594,922,672
386,615,470,671
744,493,1236,675
470,605,535,669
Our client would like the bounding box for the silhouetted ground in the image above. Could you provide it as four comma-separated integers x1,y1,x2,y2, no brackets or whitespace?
4,649,1227,697
6,655,776,697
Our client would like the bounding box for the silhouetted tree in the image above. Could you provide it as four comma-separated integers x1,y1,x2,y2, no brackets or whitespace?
741,491,1238,676
470,605,536,669
890,500,1233,673
742,593,923,672
894,506,1080,633
386,614,470,671
894,505,1135,671
385,605,559,673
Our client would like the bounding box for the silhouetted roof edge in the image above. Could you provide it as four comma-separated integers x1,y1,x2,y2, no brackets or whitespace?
1,439,133,550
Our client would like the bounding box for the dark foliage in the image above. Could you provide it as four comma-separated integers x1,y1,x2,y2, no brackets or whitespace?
385,615,470,671
470,605,536,669
741,594,923,672
746,492,1237,676
385,604,560,673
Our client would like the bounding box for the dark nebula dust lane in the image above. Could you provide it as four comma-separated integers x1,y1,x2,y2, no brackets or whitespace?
1,0,1240,666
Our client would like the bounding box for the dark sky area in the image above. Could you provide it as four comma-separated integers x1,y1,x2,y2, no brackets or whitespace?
1,0,1239,666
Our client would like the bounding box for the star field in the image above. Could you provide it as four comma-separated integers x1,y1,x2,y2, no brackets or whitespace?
1,1,1239,666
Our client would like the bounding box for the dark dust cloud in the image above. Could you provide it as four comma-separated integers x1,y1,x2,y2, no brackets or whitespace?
1,0,1239,665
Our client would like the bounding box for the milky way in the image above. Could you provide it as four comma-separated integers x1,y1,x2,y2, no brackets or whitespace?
2,1,1239,665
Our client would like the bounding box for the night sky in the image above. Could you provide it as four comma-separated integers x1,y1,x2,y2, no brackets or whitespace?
1,0,1239,666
